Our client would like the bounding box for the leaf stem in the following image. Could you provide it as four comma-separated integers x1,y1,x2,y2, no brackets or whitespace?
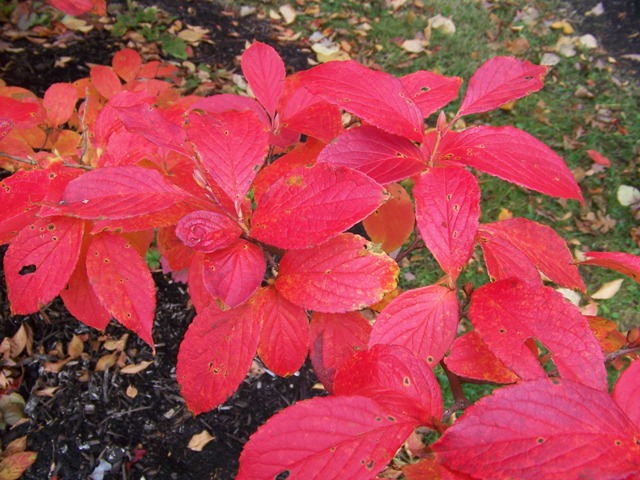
394,227,424,264
440,360,470,423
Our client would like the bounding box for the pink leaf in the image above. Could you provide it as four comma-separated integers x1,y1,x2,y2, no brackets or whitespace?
309,311,372,392
276,233,399,313
177,301,263,415
456,57,547,117
43,83,77,128
414,166,480,284
578,251,640,283
241,41,286,120
187,110,270,205
400,71,462,118
333,344,443,425
612,360,640,429
175,210,243,253
255,287,310,377
297,61,424,142
201,240,266,308
52,166,189,219
250,163,386,249
237,395,418,480
369,285,459,367
444,331,519,384
86,233,156,348
5,217,84,314
438,126,582,201
469,279,608,390
433,378,640,479
477,218,585,291
317,126,425,184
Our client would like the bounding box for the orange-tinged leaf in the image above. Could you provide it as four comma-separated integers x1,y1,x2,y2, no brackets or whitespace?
438,126,582,201
241,41,285,119
400,70,462,118
477,218,585,291
586,316,627,354
5,217,84,314
90,65,122,99
363,183,415,253
251,163,386,249
237,395,418,480
187,110,270,205
370,285,458,368
578,251,640,283
414,166,480,284
255,287,309,377
201,240,266,308
469,279,608,390
444,331,518,384
0,451,37,480
112,48,142,83
457,57,547,117
317,126,425,185
43,83,77,128
333,344,443,425
432,378,640,479
297,60,424,142
276,233,399,313
309,311,371,392
177,301,263,415
86,233,156,348
403,456,472,480
612,359,640,429
587,149,611,167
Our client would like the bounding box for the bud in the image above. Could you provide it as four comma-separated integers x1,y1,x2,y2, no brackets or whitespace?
627,327,640,346
462,282,474,297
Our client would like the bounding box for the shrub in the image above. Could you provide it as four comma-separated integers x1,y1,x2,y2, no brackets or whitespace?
1,42,639,478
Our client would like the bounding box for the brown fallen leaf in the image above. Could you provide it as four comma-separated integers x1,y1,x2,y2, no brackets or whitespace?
120,360,154,375
126,385,138,398
591,279,624,300
67,334,84,359
95,351,118,372
187,430,215,452
0,451,38,480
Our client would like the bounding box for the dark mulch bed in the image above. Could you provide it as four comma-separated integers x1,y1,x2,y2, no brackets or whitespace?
0,2,320,479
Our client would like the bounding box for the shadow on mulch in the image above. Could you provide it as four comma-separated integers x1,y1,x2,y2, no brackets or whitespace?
0,2,321,479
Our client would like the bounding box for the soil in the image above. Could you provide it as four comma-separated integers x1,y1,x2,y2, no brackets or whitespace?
0,0,638,479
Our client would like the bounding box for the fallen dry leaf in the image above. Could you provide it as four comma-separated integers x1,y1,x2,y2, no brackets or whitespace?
427,14,456,35
126,385,138,398
187,430,215,452
95,351,118,372
497,208,513,221
586,2,605,16
279,4,297,25
401,39,425,53
0,451,38,480
587,149,611,167
550,20,575,35
540,52,561,66
34,386,59,397
617,185,640,206
578,34,598,50
555,36,577,57
591,278,624,300
103,334,128,352
120,360,154,375
67,334,84,359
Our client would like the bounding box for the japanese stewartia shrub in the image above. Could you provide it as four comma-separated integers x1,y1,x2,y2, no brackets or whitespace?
1,41,639,479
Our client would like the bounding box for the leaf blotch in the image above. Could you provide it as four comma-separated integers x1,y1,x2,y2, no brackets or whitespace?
537,437,545,444
275,470,290,480
19,264,37,275
403,376,411,386
386,415,396,422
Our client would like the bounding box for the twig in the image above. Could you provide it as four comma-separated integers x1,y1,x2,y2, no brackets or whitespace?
0,151,37,165
605,346,640,363
394,227,424,264
440,360,470,423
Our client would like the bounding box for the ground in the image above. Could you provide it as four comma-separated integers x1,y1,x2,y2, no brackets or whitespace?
0,0,638,479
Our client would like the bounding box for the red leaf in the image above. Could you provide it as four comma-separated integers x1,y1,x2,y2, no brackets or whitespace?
444,331,518,384
191,94,270,125
578,251,640,283
90,65,122,99
43,83,77,128
176,301,263,415
403,456,472,480
439,126,582,201
60,245,112,331
187,110,270,205
237,395,418,480
298,61,424,142
433,378,640,479
414,166,480,284
0,117,13,140
400,71,462,118
333,344,443,425
0,451,38,480
252,138,323,205
241,41,285,120
369,285,459,368
469,279,608,390
175,210,243,253
52,166,189,219
112,49,142,83
188,253,214,313
309,311,372,392
477,218,585,291
363,182,415,253
0,97,43,127
612,360,640,429
201,240,266,308
587,149,611,167
47,0,93,15
251,163,386,249
456,57,547,117
276,233,399,313
255,287,309,377
86,233,156,348
317,126,425,185
5,217,84,314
